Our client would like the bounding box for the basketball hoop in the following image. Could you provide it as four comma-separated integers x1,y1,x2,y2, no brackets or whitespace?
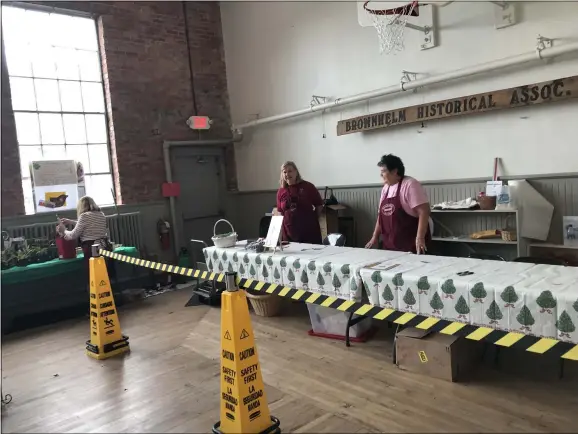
363,1,420,54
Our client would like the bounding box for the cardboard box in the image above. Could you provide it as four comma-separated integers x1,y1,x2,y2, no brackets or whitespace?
395,327,483,382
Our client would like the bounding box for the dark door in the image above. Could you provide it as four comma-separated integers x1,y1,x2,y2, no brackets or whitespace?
171,147,227,252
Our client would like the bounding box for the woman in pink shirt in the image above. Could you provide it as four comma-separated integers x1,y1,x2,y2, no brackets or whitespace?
365,154,431,253
276,161,323,244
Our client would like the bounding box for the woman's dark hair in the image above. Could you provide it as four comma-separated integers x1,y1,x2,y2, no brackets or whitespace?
377,154,405,177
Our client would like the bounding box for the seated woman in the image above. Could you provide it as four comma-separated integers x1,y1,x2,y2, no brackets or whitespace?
57,196,111,263
276,161,324,244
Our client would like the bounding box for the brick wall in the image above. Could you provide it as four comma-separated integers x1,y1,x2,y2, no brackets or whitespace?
1,37,25,216
0,1,234,217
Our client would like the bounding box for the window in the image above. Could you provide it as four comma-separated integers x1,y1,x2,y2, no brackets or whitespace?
2,6,114,214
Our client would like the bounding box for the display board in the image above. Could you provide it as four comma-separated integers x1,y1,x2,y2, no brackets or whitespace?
30,160,79,213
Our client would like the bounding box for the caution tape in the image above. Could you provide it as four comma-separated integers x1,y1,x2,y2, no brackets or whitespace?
100,250,578,361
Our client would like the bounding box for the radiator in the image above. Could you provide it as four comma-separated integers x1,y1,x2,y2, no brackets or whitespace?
4,212,143,251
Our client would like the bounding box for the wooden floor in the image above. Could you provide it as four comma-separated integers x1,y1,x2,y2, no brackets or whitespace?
2,288,578,433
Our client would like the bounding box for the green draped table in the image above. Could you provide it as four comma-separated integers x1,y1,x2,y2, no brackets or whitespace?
1,246,138,286
1,246,139,333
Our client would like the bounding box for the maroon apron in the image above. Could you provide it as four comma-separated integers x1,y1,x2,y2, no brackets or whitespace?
379,178,430,253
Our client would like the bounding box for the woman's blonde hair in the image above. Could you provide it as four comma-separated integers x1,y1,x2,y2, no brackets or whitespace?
279,161,303,188
77,196,100,217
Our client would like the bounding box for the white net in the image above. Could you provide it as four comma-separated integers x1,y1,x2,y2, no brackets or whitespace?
365,1,418,55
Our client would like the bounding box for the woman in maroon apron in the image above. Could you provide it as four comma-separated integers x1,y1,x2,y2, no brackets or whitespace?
365,155,431,253
276,161,323,244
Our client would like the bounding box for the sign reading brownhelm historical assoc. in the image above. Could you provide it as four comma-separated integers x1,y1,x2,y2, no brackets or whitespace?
336,75,578,136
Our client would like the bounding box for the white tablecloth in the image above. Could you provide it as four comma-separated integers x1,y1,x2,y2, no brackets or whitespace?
360,257,578,344
204,242,409,301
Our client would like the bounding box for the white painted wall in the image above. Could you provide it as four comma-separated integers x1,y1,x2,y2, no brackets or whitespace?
221,1,578,191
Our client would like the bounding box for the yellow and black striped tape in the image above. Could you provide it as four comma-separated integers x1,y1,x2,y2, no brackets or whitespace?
100,250,578,361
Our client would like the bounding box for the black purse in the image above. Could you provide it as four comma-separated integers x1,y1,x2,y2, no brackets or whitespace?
323,187,339,206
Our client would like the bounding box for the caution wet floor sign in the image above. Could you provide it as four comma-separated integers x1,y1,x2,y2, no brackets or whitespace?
86,255,130,360
216,288,279,434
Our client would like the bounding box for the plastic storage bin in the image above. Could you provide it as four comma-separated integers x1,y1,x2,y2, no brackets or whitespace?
307,304,371,340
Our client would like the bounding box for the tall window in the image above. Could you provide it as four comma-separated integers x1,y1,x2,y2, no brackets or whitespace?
2,6,114,214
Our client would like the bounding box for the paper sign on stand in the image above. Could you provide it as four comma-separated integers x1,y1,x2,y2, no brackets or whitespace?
485,181,502,197
264,216,284,252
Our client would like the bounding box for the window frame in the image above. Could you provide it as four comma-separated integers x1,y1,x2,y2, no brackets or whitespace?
2,2,116,214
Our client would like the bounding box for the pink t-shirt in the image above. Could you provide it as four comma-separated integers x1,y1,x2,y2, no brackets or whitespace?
380,176,429,218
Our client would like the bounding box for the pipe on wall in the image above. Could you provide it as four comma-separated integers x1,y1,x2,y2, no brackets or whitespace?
163,138,242,258
232,41,578,132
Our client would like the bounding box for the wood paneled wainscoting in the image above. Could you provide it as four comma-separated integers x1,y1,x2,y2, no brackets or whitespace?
230,174,578,260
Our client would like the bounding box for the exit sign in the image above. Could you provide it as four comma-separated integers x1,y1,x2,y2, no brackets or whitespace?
187,116,212,130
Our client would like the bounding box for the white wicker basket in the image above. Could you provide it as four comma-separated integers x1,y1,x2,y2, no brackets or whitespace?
211,219,238,248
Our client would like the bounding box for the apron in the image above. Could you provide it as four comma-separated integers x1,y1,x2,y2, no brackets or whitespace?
379,177,430,253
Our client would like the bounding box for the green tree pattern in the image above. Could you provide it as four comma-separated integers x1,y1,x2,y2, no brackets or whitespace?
227,262,234,273
300,270,309,288
382,284,394,307
243,253,250,265
340,264,350,277
293,259,301,272
212,250,218,260
486,300,503,325
208,259,213,271
574,299,578,313
273,267,281,282
470,282,487,303
239,263,245,276
351,278,358,297
403,288,416,309
316,272,325,289
417,276,430,294
221,251,228,261
455,295,470,320
332,274,342,292
536,290,556,314
266,256,274,267
371,271,383,289
262,264,269,279
287,269,295,286
430,292,444,315
232,252,238,263
392,273,404,291
516,305,535,332
249,265,256,278
218,261,224,272
323,262,332,276
556,310,576,339
280,257,287,269
501,286,518,308
255,255,262,266
441,279,456,299
308,261,316,275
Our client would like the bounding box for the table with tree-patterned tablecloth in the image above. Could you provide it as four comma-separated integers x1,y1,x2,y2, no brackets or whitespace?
204,242,409,301
359,256,578,344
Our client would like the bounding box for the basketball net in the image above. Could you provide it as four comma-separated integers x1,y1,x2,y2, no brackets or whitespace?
364,1,419,55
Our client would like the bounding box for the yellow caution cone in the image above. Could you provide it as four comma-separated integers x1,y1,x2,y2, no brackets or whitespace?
86,244,130,360
213,272,281,434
